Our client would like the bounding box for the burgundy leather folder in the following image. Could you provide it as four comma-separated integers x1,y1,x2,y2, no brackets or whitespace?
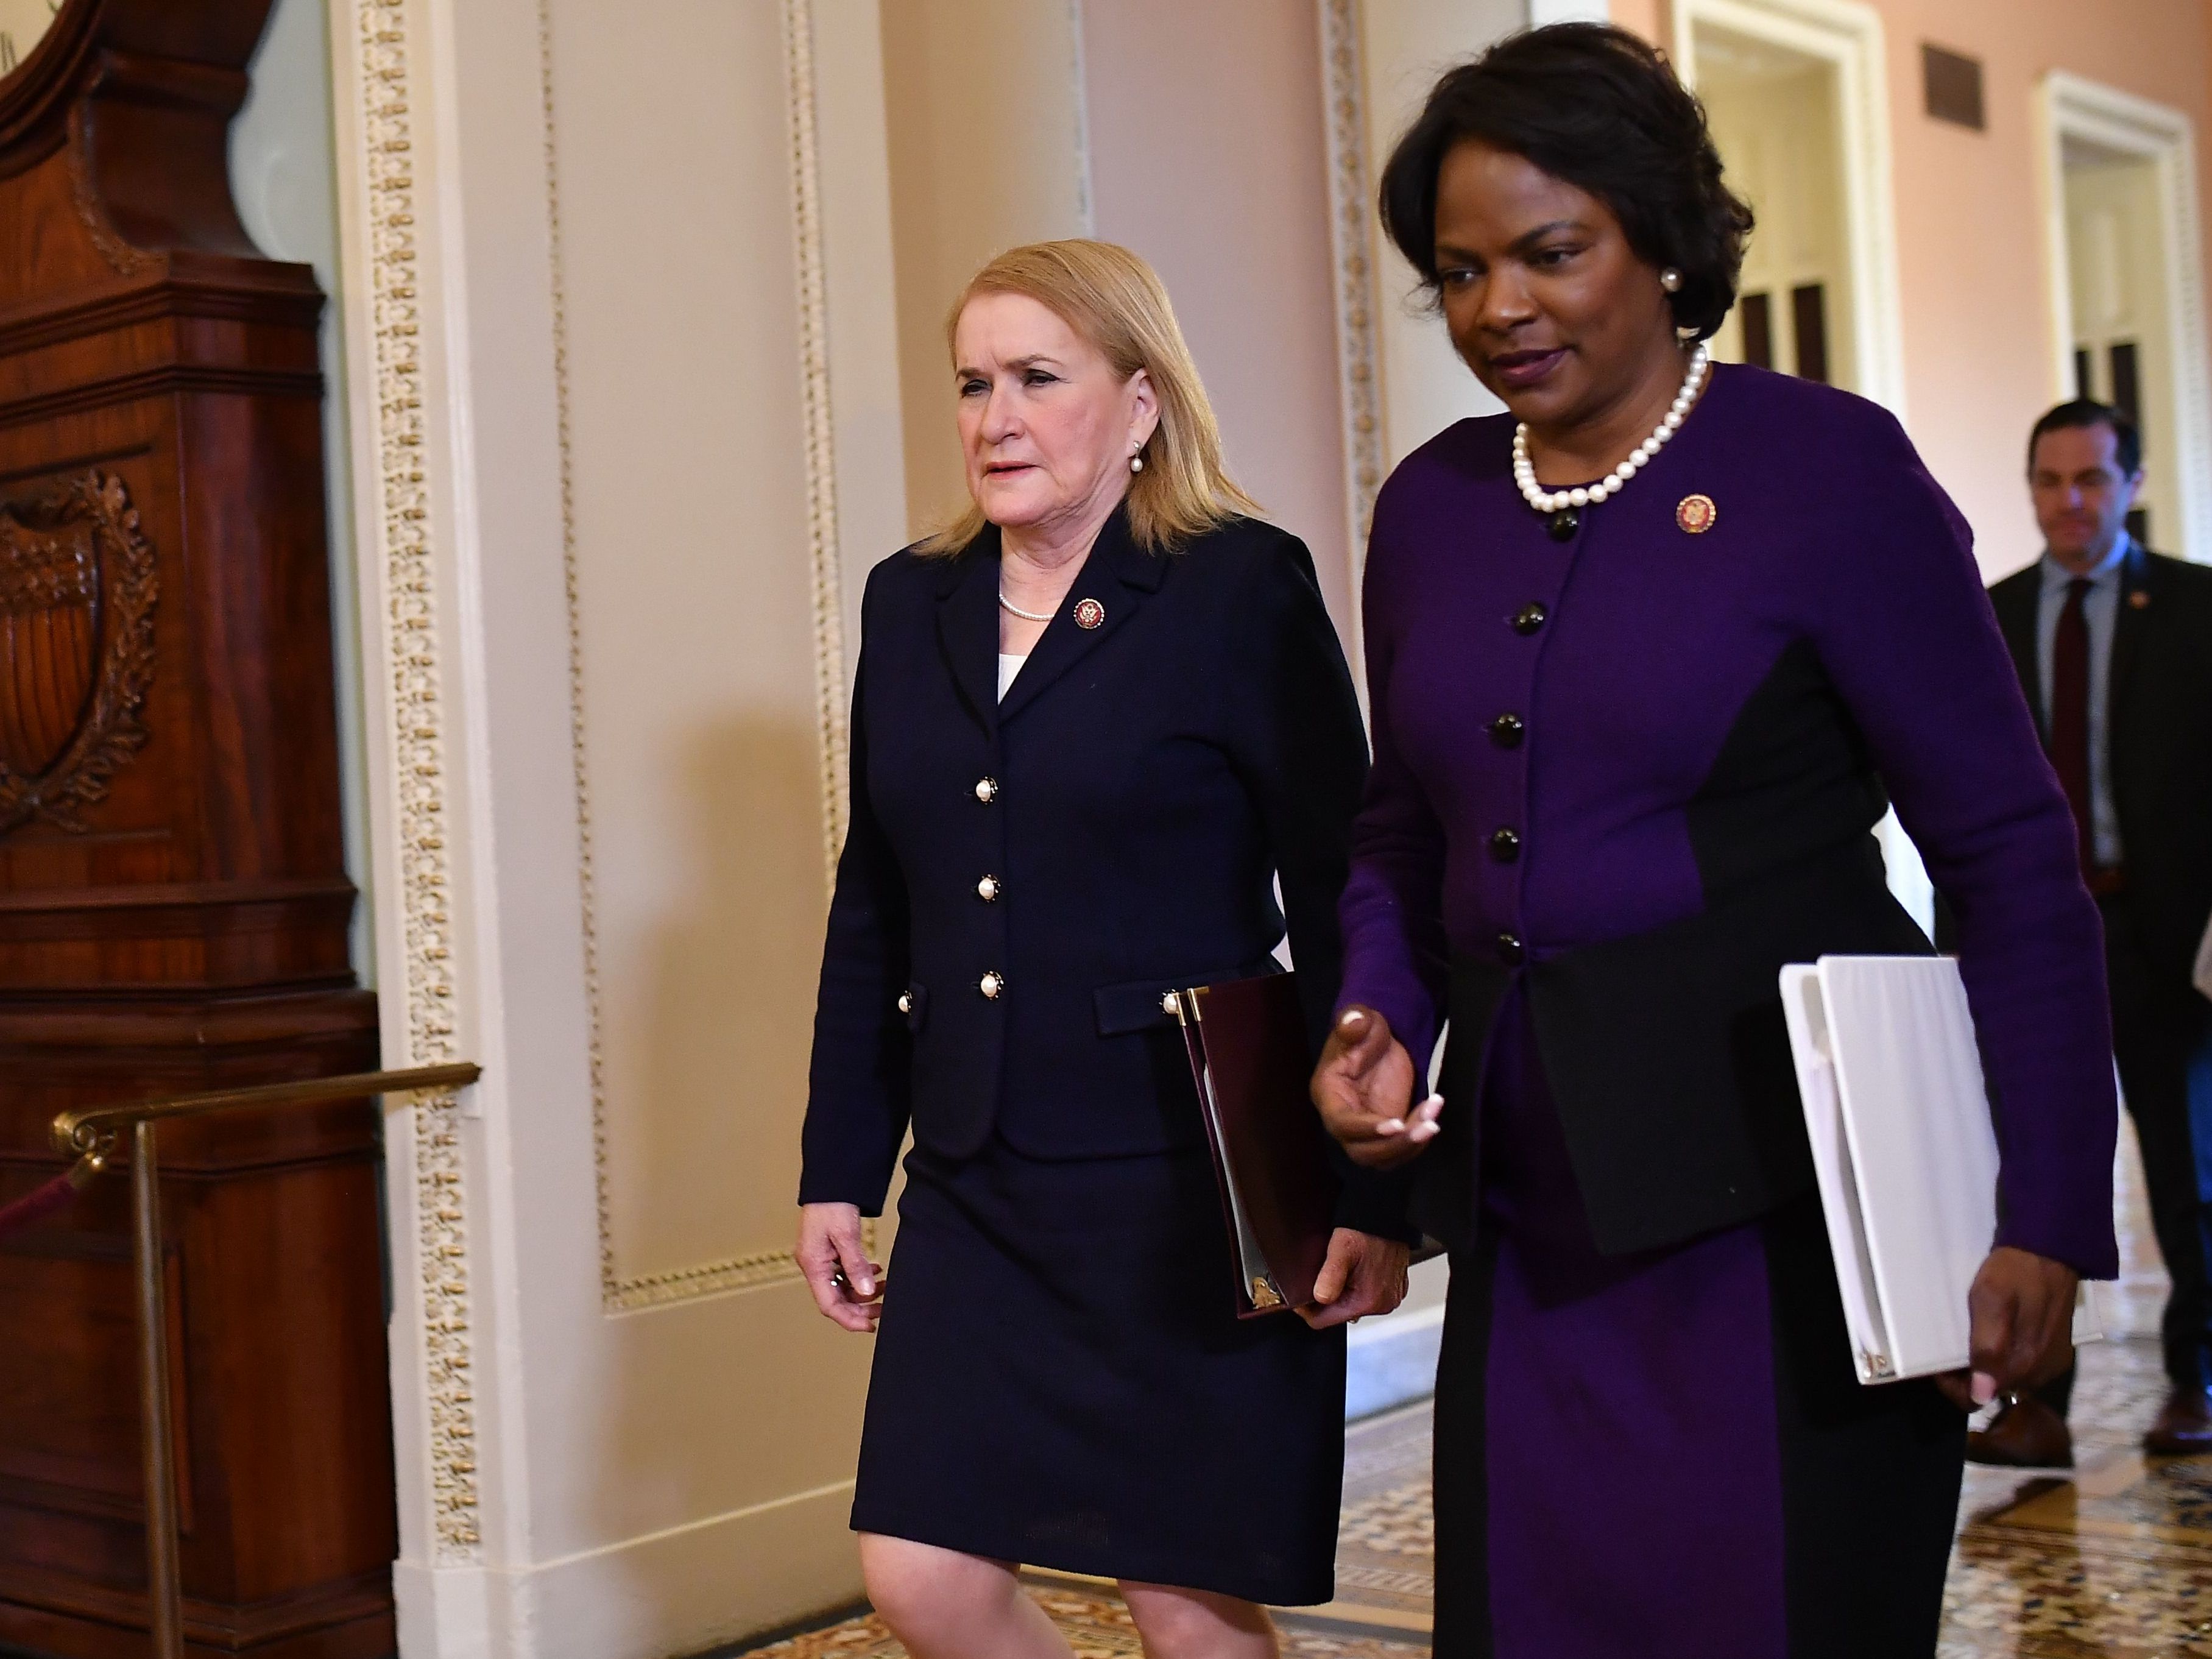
1171,972,1340,1318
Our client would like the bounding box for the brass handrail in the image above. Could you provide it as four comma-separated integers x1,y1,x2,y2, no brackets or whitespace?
37,1061,482,1659
51,1061,485,1159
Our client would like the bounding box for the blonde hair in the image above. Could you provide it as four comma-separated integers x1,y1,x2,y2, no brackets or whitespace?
918,239,1260,556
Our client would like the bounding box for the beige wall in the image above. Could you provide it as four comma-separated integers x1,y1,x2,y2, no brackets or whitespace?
1360,0,1527,474
1081,0,1357,624
880,0,1089,540
1612,0,1670,47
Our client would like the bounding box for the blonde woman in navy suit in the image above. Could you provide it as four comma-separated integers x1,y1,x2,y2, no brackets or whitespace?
794,241,1414,1658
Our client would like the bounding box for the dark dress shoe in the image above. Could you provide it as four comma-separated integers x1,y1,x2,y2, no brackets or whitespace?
1965,1393,2073,1468
2144,1387,2212,1456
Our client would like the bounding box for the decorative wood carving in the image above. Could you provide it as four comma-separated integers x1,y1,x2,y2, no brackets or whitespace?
0,5,390,1658
0,472,157,835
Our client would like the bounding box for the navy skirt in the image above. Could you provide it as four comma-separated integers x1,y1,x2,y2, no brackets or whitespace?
851,1134,1346,1604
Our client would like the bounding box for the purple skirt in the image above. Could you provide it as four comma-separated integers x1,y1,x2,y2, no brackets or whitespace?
1433,995,1965,1657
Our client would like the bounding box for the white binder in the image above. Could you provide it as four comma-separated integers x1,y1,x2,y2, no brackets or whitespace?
1781,955,2101,1385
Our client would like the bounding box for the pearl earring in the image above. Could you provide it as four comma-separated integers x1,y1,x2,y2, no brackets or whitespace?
1660,269,1684,294
1129,450,1145,474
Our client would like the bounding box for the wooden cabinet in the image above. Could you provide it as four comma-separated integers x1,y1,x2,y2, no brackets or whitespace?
0,5,392,1657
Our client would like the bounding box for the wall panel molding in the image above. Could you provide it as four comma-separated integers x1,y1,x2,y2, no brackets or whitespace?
537,0,856,1314
1317,0,1385,681
785,0,854,895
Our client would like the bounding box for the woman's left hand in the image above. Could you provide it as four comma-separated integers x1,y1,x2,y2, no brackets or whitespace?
1934,1245,2080,1412
1299,1228,1413,1330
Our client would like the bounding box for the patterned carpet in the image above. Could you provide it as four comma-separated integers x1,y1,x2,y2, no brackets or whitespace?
746,1130,2196,1657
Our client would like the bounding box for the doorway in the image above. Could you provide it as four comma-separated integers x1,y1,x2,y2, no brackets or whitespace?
2041,74,2212,561
1697,29,1853,390
1672,0,1905,412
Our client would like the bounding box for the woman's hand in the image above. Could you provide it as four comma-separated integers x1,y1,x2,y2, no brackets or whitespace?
1934,1246,2080,1412
797,1201,885,1333
1299,1228,1413,1330
1311,1005,1440,1169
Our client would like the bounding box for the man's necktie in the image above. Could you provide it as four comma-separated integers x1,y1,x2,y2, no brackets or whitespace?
2050,576,2096,875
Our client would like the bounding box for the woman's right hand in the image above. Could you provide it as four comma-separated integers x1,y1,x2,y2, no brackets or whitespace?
1311,1005,1441,1169
797,1201,885,1332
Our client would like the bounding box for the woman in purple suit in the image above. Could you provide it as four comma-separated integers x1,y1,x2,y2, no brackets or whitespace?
1309,26,2118,1658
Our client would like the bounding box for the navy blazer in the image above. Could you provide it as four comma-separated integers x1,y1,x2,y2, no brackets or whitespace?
1989,543,2212,982
800,508,1402,1231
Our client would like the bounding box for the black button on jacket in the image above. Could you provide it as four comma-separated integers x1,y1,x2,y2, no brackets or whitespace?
799,509,1404,1233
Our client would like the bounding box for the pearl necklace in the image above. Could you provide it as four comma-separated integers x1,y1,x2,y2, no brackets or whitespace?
1513,342,1711,517
998,592,1056,622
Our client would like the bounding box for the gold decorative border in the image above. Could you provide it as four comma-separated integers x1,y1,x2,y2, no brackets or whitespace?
784,0,852,888
537,0,855,1313
1318,0,1386,674
356,0,479,1557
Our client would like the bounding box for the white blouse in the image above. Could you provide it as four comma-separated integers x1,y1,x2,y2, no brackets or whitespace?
997,652,1027,701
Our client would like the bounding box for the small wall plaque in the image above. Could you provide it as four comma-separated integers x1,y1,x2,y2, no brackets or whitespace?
1923,44,1985,132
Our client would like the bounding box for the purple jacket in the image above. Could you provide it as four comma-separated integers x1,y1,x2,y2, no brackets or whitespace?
1338,364,2119,1277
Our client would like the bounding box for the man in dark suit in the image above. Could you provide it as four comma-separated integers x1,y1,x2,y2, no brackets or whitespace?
1969,400,2212,1466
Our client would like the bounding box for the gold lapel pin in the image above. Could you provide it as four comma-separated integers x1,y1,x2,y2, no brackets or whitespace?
1073,597,1106,629
1676,494,1717,534
2129,589,2151,609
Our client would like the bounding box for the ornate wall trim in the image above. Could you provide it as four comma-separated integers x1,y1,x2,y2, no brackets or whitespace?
1318,0,1385,678
783,0,852,890
353,0,479,1558
537,0,854,1314
1067,0,1095,235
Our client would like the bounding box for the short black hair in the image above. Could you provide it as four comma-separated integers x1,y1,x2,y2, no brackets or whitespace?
2027,399,2143,479
1377,23,1754,341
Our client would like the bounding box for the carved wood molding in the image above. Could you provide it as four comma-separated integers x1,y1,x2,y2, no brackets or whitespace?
65,107,156,278
0,470,157,836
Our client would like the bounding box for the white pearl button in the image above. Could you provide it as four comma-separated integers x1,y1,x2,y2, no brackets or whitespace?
975,777,998,803
977,875,1000,902
979,971,1003,999
1161,991,1181,1017
897,992,912,1014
